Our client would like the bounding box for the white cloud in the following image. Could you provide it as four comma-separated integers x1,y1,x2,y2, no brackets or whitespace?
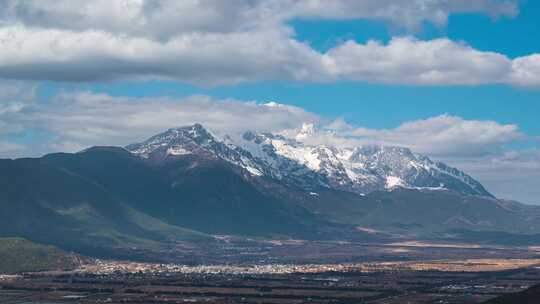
509,54,540,87
0,25,326,85
345,114,524,157
0,1,536,87
0,0,284,39
0,141,25,157
284,0,517,30
324,37,513,86
0,0,517,37
1,27,539,87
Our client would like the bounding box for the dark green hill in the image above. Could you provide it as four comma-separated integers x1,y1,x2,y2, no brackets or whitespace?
0,238,80,274
0,149,211,257
40,147,328,237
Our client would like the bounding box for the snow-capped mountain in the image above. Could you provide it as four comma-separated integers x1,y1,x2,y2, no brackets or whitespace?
238,124,491,197
126,123,267,176
126,123,492,197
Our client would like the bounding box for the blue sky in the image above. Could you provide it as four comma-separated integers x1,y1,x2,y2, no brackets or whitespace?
0,0,539,203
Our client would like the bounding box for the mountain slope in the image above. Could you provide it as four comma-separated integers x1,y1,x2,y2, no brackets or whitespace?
66,146,328,237
0,141,341,258
0,150,209,257
301,188,540,237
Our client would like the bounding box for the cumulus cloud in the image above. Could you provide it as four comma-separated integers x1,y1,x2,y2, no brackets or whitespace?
344,114,525,157
0,1,537,87
0,25,327,85
0,0,282,38
324,37,513,86
509,54,540,87
0,0,517,37
285,0,517,30
1,27,539,87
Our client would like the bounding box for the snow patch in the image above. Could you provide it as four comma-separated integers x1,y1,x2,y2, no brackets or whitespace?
244,165,263,176
167,146,192,156
386,176,405,189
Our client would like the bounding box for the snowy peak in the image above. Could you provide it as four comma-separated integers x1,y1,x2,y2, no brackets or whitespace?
237,128,492,197
126,124,266,176
126,123,492,198
126,124,216,157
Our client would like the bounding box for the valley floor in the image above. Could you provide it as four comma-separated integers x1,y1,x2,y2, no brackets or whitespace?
2,241,540,303
1,260,540,304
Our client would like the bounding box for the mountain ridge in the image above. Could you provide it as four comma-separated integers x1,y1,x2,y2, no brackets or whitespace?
126,123,492,198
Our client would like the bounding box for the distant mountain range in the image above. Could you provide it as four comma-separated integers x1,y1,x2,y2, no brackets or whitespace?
1,123,540,259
